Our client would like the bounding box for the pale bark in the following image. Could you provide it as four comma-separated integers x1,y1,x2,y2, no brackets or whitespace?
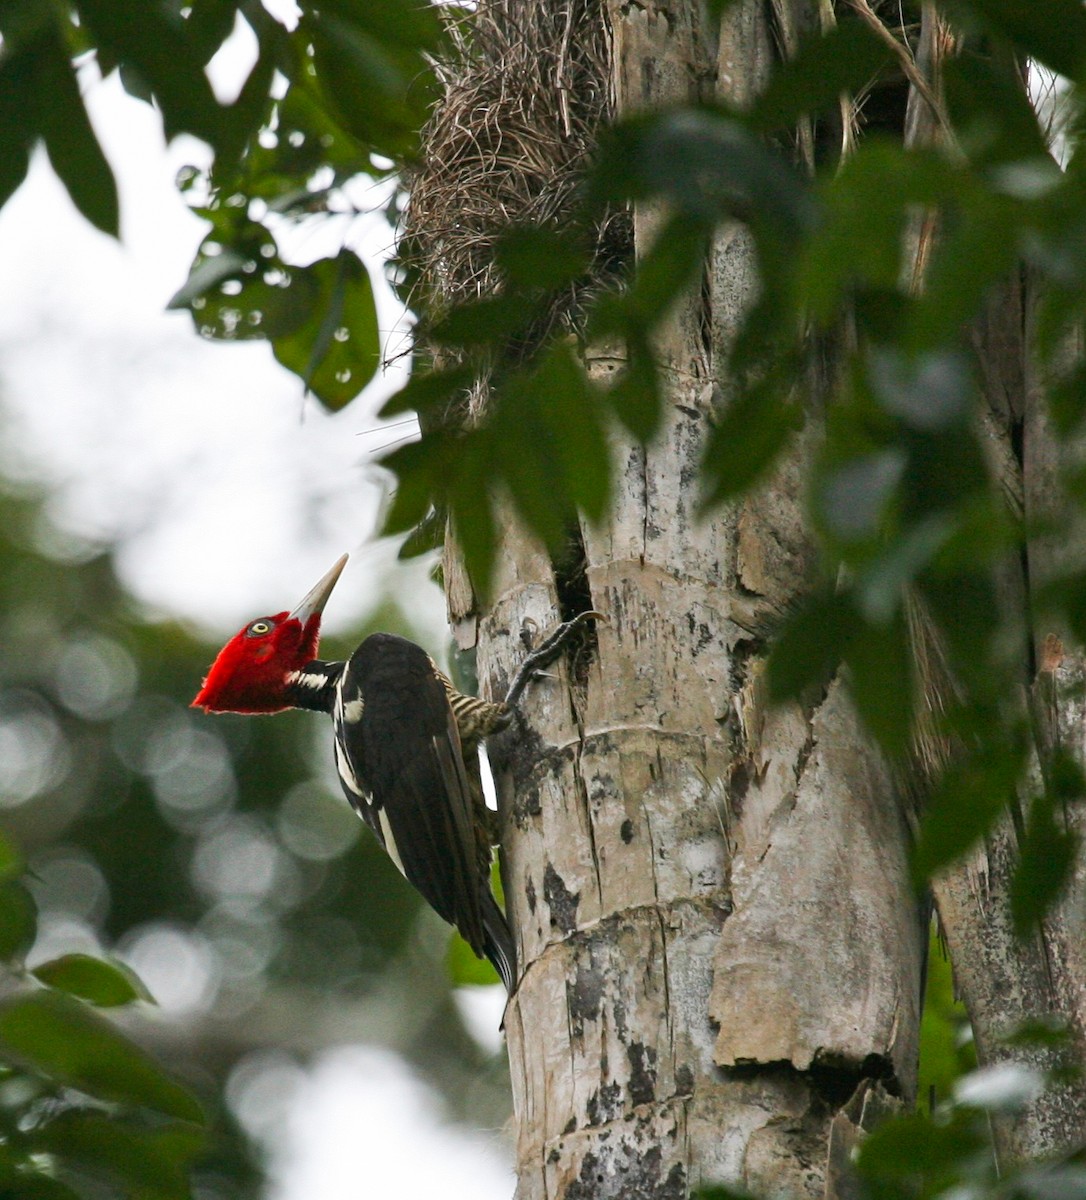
432,0,1086,1194
438,2,928,1197
898,10,1086,1162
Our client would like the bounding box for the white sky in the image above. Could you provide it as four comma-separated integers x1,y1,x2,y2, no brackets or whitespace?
0,64,446,648
0,60,512,1200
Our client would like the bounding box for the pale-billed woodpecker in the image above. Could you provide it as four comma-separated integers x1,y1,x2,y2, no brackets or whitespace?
192,554,598,994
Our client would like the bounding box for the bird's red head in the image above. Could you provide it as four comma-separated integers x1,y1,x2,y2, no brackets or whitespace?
192,555,348,714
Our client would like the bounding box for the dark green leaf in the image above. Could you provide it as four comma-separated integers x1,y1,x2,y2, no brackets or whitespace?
943,0,1086,81
315,0,445,52
800,143,965,325
167,248,251,312
428,295,534,349
750,20,894,135
701,377,798,509
271,251,380,410
0,992,203,1122
607,332,661,442
943,52,1050,169
590,108,814,234
621,217,711,330
381,433,454,535
496,226,590,290
32,954,152,1008
378,364,474,419
0,1176,82,1200
910,191,1021,349
0,830,22,884
497,344,611,523
36,33,119,236
0,0,58,46
913,737,1026,881
31,1110,204,1200
0,880,37,963
0,42,38,213
449,443,497,601
767,590,857,702
74,0,227,145
845,608,914,759
307,11,434,159
1011,790,1080,934
856,1108,985,1185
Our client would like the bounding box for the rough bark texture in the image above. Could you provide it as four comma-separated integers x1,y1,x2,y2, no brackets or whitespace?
428,0,1086,1195
436,2,927,1197
900,9,1086,1163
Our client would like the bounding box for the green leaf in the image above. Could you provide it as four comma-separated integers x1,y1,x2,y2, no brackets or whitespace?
496,345,612,525
856,1108,985,1187
315,0,445,53
36,33,119,236
701,377,799,508
271,251,380,410
0,992,204,1123
306,11,434,159
448,440,498,601
381,431,456,535
590,108,814,235
32,954,152,1008
943,52,1050,170
913,736,1026,881
749,19,894,135
0,880,38,963
943,0,1086,81
428,295,534,349
1010,789,1080,935
0,830,22,884
0,41,38,213
496,226,590,290
800,143,965,325
74,0,227,146
31,1110,204,1200
167,247,251,313
0,1176,82,1200
607,330,662,442
766,590,857,702
378,364,474,418
845,608,914,759
447,931,499,987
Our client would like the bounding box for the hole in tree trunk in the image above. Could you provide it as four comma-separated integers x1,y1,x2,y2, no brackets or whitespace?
551,523,598,688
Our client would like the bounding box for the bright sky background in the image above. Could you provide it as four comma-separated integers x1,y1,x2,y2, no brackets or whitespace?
0,56,513,1200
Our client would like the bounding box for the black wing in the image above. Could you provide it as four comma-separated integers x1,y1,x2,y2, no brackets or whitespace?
334,633,486,959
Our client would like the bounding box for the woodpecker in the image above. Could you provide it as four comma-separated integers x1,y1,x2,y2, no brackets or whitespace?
192,554,598,994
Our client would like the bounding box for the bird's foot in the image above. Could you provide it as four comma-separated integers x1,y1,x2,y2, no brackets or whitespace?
504,610,604,708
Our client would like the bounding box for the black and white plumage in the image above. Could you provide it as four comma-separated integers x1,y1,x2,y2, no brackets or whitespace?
287,634,516,992
194,551,600,998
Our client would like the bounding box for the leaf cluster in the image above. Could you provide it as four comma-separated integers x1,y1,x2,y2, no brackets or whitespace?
0,829,205,1200
374,3,1086,932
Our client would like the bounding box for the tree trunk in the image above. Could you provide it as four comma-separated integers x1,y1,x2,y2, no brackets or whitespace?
426,0,1086,1195
434,2,928,1196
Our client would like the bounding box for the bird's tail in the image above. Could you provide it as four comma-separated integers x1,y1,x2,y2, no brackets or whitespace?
481,890,517,994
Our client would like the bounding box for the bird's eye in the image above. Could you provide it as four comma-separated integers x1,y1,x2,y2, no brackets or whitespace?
246,619,274,638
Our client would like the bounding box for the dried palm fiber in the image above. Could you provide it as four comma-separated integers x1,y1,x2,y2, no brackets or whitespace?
401,0,629,367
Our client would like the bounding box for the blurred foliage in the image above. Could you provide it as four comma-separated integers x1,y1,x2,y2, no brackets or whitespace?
5,0,1086,1196
918,923,977,1110
0,471,508,1197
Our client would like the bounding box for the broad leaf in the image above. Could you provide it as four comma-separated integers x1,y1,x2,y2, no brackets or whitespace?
271,251,380,410
32,953,152,1008
0,880,37,963
31,1110,204,1200
0,992,203,1123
